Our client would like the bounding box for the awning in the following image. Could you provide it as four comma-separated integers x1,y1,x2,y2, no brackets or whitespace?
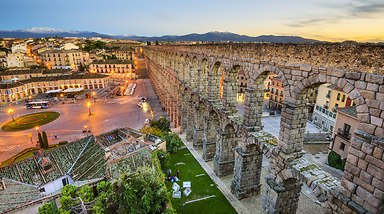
45,89,63,94
62,87,84,93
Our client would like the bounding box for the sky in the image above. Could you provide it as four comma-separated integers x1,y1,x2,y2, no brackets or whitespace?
1,0,384,42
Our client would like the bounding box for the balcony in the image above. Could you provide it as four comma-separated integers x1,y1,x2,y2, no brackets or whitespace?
337,128,351,140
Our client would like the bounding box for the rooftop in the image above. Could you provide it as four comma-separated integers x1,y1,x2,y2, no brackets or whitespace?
91,59,133,64
0,69,71,76
338,106,357,118
0,127,162,213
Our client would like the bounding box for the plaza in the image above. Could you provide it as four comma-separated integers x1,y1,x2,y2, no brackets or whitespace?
0,78,156,164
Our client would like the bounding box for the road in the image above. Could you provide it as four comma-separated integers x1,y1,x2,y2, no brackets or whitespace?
0,78,157,164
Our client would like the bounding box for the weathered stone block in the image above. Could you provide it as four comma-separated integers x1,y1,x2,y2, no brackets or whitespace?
361,143,375,155
371,116,383,127
360,90,375,99
367,164,384,179
366,155,384,170
366,83,379,91
345,72,361,80
365,73,384,84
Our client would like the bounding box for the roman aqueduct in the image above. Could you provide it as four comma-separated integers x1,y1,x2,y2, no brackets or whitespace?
144,43,384,214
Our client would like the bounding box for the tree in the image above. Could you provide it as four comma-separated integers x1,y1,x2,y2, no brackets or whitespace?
112,167,173,214
139,125,163,137
38,132,44,149
38,202,56,214
78,185,94,202
42,131,49,149
163,132,183,154
149,117,170,133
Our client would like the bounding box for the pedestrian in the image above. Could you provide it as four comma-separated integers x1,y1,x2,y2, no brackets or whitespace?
167,168,172,177
176,170,179,178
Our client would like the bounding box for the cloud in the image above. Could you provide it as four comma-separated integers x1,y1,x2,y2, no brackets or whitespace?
349,0,384,17
287,0,384,28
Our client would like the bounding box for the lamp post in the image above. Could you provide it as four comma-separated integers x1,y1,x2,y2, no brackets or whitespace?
35,126,39,133
121,86,124,96
60,94,64,104
83,125,88,136
7,109,14,122
87,102,92,116
92,91,96,102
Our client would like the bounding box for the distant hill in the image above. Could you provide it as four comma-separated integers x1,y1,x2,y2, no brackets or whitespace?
0,27,320,43
129,31,320,43
0,27,108,39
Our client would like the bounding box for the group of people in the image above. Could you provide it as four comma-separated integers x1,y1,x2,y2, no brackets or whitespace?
166,168,180,183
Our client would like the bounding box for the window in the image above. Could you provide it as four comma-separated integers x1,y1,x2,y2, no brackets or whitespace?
326,90,331,98
342,95,346,102
316,105,319,110
343,123,351,134
339,143,346,151
337,93,341,101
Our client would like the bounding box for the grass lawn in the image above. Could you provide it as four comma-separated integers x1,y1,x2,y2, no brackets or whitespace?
1,111,60,131
165,148,237,214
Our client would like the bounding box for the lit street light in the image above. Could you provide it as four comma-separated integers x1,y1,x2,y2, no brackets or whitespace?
92,91,96,102
87,102,92,116
35,126,39,133
7,109,15,122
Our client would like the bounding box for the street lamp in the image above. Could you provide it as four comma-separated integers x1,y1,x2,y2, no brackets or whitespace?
35,126,39,133
60,94,64,104
87,102,92,116
7,109,14,122
92,91,96,102
121,86,125,96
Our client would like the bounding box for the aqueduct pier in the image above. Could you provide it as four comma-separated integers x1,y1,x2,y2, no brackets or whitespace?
144,43,384,214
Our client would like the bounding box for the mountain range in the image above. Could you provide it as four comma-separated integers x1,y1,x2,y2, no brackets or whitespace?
0,27,320,43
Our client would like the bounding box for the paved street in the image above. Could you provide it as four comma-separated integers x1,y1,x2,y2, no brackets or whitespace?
237,102,324,139
0,78,158,164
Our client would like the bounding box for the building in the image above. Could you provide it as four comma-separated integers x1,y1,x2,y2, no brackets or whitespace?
89,59,133,78
312,84,353,134
11,43,27,54
5,53,25,68
110,49,132,60
0,51,7,68
0,128,165,213
40,50,90,70
268,75,284,112
63,43,79,50
0,69,110,104
329,106,358,159
237,69,247,101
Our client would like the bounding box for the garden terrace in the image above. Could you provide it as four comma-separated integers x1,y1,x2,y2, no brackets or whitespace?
0,178,41,213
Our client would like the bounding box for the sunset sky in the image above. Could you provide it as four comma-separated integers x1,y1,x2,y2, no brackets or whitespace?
2,0,384,42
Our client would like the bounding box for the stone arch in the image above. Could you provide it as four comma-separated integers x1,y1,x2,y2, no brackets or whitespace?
243,65,288,129
208,61,223,101
192,99,207,148
222,65,240,114
190,56,199,89
279,73,368,155
214,122,238,177
183,56,191,85
203,109,220,161
199,59,209,97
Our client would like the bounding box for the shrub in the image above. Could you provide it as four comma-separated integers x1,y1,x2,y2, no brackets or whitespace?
328,151,345,171
164,132,183,154
155,150,170,170
38,202,55,214
150,117,170,133
59,141,68,145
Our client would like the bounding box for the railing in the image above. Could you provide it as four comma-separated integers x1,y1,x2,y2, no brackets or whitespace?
337,128,351,140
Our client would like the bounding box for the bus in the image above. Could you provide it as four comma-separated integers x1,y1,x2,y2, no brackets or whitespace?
26,101,51,109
